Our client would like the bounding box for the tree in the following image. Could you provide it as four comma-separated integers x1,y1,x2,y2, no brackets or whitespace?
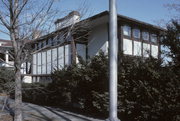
162,20,180,68
0,0,59,121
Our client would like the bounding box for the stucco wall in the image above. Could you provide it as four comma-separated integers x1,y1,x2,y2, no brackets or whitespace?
88,23,108,58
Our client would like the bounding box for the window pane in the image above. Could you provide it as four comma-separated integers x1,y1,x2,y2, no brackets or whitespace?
143,43,150,57
151,34,157,43
33,54,37,74
42,41,46,48
52,48,57,70
47,50,51,74
37,52,41,74
134,41,142,56
42,52,46,74
123,38,132,55
142,31,149,41
38,42,42,49
58,46,64,69
151,45,158,58
133,29,140,38
123,25,131,36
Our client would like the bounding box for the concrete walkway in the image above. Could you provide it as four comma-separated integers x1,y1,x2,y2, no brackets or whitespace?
21,103,104,121
0,98,104,121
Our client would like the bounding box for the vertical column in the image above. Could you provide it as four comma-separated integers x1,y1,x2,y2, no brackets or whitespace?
5,50,9,67
107,0,120,121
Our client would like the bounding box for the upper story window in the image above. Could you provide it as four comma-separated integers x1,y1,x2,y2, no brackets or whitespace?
151,34,158,43
35,43,38,50
133,28,140,39
142,31,149,41
52,36,58,45
48,38,52,46
42,40,46,48
38,42,42,49
123,25,131,37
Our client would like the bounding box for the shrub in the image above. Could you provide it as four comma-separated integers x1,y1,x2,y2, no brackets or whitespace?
0,67,14,94
26,52,179,121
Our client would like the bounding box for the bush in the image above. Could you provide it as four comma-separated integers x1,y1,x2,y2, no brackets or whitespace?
25,52,180,121
22,83,48,105
0,67,14,94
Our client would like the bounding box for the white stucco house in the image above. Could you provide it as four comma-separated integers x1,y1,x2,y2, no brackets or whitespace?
0,39,14,68
23,11,164,83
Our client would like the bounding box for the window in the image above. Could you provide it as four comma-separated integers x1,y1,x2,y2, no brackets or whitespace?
142,31,149,41
35,44,38,50
123,25,131,36
42,40,46,48
48,38,52,45
133,28,140,39
151,34,157,43
123,38,132,55
38,42,42,49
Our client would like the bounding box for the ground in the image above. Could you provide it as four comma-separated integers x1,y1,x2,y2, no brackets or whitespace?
0,98,103,121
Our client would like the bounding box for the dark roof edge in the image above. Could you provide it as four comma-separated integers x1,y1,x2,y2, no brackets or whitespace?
117,13,166,31
0,39,11,42
33,11,166,42
84,10,165,31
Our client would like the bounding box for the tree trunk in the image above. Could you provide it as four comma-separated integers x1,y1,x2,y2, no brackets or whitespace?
14,58,22,121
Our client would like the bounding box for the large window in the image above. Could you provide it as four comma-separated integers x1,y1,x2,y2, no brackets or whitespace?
142,31,149,41
123,38,132,55
151,34,157,43
133,28,140,39
123,25,131,37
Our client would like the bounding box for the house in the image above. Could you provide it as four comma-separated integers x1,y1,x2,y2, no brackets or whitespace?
26,11,164,83
0,39,14,68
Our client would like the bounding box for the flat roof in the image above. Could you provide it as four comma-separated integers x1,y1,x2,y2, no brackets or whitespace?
32,11,166,42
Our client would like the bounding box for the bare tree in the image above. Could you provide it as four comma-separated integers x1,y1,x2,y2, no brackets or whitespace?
165,1,180,20
0,0,60,121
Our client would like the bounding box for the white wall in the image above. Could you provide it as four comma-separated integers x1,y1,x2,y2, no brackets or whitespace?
76,43,86,61
88,23,108,57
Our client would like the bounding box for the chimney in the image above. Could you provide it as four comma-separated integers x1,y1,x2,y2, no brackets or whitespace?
55,11,80,30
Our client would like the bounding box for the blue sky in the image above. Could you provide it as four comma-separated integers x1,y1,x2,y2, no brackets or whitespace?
0,0,178,40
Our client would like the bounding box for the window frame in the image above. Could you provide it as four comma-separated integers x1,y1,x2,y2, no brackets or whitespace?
133,28,140,39
142,31,150,41
151,34,158,43
123,25,131,37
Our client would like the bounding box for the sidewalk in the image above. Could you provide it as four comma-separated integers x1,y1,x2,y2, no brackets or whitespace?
1,98,104,121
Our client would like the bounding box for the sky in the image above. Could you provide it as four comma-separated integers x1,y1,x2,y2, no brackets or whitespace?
0,0,179,40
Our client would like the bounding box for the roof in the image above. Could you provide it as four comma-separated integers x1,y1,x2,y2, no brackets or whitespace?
33,11,166,42
0,39,12,47
0,39,10,42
